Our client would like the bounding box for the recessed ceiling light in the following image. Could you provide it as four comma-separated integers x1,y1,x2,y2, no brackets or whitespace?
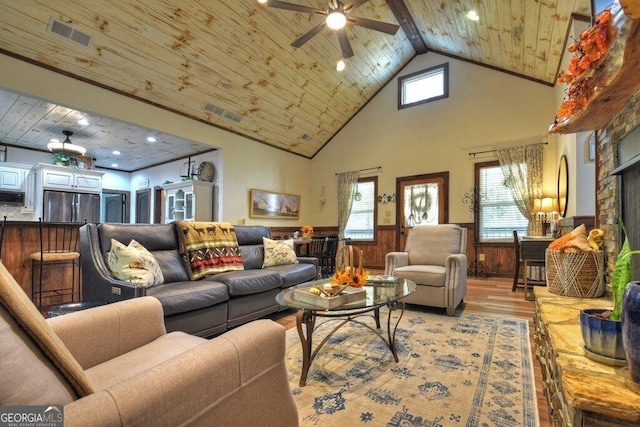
112,150,121,155
336,59,346,72
77,118,89,126
257,0,267,3
146,136,156,142
49,138,60,143
466,10,480,21
111,163,119,168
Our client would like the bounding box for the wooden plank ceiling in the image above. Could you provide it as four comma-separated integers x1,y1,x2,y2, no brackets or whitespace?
0,0,591,170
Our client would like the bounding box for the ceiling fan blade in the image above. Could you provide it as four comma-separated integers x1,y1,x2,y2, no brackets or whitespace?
266,0,325,15
291,22,327,48
347,16,399,35
337,29,354,58
344,0,370,14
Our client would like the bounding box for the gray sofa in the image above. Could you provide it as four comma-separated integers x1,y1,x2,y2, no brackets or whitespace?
79,223,317,337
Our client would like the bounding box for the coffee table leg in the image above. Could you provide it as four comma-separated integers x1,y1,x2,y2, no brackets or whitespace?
296,310,314,386
386,301,405,363
374,307,381,329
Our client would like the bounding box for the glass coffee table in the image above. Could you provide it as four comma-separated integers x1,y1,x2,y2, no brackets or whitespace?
276,278,416,386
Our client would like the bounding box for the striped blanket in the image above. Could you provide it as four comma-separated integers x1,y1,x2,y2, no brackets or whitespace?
176,221,244,280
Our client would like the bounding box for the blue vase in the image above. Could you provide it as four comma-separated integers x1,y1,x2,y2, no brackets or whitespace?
580,309,626,364
622,281,640,384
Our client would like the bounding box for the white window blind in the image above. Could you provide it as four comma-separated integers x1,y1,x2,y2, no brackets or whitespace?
345,180,375,241
479,165,528,241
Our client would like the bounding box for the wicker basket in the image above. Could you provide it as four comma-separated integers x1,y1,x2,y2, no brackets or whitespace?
545,249,605,297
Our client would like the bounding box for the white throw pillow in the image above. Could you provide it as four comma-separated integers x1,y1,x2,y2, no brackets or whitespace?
107,239,164,287
262,237,298,268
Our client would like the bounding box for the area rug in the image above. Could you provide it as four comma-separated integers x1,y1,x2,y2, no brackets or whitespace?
285,308,538,426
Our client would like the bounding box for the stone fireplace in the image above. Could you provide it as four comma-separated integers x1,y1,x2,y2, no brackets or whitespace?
597,89,640,281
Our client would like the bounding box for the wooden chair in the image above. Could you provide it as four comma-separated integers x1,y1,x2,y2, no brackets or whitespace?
308,236,327,278
31,218,82,310
512,230,524,291
321,235,339,276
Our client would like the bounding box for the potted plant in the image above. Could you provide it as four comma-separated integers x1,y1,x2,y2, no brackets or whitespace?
580,223,640,365
52,152,68,166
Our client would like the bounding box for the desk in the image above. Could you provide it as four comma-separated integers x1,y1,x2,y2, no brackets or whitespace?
520,236,553,301
293,237,311,255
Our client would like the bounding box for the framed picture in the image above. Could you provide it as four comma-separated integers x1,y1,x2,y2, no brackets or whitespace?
249,189,300,220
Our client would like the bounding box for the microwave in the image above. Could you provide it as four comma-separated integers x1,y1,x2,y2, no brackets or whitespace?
0,190,25,206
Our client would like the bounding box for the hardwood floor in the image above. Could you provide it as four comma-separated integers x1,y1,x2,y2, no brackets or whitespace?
271,276,550,426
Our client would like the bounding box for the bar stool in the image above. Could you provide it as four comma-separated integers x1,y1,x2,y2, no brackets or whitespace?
31,218,81,310
0,216,6,259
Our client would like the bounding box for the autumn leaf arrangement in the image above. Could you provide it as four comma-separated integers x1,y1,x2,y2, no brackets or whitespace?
554,8,614,121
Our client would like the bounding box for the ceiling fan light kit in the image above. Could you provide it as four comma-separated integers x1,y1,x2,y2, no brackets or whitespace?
262,0,399,61
47,130,86,157
326,11,347,29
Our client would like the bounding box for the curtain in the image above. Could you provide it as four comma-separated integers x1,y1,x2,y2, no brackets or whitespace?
336,171,359,243
497,144,544,235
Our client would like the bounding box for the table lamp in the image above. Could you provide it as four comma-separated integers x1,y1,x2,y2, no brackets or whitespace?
540,197,558,236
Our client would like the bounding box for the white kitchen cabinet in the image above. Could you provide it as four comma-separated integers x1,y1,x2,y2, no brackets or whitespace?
163,180,213,223
34,163,103,194
0,163,30,191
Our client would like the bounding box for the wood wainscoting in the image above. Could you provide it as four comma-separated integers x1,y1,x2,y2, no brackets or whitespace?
2,221,82,308
272,224,518,277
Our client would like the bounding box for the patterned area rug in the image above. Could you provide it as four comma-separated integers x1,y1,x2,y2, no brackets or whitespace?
285,308,538,426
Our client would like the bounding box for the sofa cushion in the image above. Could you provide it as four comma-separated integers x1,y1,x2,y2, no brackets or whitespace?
107,239,164,287
98,223,179,254
266,263,317,288
406,224,462,266
393,265,446,287
145,280,229,316
262,238,298,268
235,226,272,270
176,221,244,280
152,250,190,283
211,270,282,296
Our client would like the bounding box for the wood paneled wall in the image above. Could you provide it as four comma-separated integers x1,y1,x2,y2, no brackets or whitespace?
273,223,518,277
2,222,81,307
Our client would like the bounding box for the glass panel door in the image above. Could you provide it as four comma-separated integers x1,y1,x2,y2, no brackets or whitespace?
395,172,448,251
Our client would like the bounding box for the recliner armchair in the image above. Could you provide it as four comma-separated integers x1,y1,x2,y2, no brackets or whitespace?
0,262,298,426
385,224,467,316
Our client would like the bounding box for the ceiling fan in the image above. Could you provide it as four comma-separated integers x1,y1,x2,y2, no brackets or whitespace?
261,0,400,58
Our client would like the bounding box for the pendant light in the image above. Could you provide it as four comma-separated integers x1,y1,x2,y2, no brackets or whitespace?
47,130,86,156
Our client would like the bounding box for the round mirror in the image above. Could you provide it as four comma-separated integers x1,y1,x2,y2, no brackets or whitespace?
557,155,568,218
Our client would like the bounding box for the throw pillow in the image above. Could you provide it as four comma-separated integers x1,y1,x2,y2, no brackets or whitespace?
107,239,164,287
262,237,298,268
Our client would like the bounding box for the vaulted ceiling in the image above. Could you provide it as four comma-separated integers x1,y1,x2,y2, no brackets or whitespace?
0,0,591,171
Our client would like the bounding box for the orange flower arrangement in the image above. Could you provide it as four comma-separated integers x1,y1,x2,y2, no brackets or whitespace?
300,225,313,236
332,266,370,288
554,8,614,121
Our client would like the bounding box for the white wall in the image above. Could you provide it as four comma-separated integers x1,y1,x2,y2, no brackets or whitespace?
310,52,559,225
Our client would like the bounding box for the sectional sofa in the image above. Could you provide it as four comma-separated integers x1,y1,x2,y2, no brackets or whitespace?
79,223,318,337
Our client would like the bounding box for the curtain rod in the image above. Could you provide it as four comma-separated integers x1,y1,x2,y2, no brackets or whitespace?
335,166,382,175
468,142,548,157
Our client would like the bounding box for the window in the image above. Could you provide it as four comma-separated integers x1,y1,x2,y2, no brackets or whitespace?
398,63,449,109
344,177,377,241
477,161,528,241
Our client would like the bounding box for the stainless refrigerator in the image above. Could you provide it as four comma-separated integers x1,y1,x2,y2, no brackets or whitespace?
43,190,101,223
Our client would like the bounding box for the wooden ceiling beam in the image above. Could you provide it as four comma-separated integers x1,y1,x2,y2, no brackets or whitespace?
387,0,428,54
